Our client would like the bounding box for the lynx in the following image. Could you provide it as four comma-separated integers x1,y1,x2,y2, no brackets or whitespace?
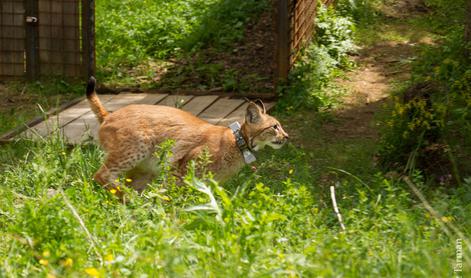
86,77,288,193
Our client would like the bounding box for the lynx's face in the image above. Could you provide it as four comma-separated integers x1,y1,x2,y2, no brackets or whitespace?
243,102,289,151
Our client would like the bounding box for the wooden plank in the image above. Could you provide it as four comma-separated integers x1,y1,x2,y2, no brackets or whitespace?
199,97,245,124
157,95,193,108
63,93,167,143
23,95,115,138
181,95,219,116
103,93,167,111
217,102,249,127
217,102,276,126
62,111,99,144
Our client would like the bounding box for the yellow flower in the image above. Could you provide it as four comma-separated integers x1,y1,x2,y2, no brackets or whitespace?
125,178,132,183
62,258,73,267
42,250,51,257
109,189,117,194
47,273,56,278
39,259,49,266
289,169,294,175
105,254,114,262
160,195,170,201
441,216,453,223
85,267,100,278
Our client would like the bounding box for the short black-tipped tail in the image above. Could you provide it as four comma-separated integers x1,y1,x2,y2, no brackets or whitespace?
86,76,109,123
86,76,96,98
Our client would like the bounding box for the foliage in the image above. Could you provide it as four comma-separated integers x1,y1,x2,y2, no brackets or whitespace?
335,0,383,26
378,3,471,183
277,5,356,113
0,134,470,276
96,0,268,79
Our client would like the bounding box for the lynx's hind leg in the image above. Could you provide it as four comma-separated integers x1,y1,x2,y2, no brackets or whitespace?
125,156,158,192
94,143,153,195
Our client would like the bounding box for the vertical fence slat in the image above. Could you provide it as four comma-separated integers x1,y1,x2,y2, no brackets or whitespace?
275,0,290,81
25,0,39,79
82,0,95,78
275,0,318,82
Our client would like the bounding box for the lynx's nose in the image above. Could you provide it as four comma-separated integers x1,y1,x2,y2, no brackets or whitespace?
282,130,289,140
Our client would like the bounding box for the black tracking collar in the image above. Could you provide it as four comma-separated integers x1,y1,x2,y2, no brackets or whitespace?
229,122,256,164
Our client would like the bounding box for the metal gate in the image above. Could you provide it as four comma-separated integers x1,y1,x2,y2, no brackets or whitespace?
0,0,94,80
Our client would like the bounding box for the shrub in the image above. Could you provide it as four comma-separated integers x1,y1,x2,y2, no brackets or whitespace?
378,27,471,183
277,4,356,112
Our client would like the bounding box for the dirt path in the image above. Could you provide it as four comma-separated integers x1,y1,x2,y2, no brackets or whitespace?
326,0,437,140
285,0,436,181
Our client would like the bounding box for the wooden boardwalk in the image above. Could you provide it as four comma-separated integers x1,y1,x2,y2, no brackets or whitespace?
21,93,275,144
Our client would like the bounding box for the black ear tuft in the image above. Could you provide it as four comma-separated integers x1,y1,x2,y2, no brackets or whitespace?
246,102,262,124
254,99,266,114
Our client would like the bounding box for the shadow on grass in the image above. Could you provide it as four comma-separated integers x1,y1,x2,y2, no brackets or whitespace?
153,3,276,95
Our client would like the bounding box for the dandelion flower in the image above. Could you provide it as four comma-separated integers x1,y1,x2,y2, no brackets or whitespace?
105,254,114,262
42,250,50,257
85,267,100,277
62,258,73,267
110,189,117,194
125,178,132,183
39,259,49,266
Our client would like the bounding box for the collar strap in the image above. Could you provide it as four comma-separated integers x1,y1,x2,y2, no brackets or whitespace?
229,122,256,164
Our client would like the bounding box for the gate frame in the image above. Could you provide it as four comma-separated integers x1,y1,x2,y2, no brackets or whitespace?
275,0,332,81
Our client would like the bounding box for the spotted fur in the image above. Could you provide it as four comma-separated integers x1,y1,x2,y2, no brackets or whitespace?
86,77,289,193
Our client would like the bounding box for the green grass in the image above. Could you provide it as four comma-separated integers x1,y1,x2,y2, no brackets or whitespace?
95,0,269,87
0,80,83,135
1,1,471,276
0,132,470,276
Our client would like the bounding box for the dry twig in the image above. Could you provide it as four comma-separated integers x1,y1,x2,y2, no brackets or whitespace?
330,183,346,232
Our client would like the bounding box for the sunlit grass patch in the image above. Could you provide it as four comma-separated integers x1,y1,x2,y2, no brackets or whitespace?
0,134,469,276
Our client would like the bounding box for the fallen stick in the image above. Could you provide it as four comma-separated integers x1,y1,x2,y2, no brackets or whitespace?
330,184,346,232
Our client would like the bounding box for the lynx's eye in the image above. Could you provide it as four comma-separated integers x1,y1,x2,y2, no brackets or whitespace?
273,124,279,130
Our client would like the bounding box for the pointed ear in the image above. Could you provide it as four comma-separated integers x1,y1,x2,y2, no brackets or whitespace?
246,102,263,124
254,99,266,114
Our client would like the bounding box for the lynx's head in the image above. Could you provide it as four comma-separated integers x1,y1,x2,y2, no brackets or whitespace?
242,101,289,151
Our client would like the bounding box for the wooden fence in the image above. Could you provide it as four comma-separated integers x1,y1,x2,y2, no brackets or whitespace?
0,0,95,80
275,0,331,81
